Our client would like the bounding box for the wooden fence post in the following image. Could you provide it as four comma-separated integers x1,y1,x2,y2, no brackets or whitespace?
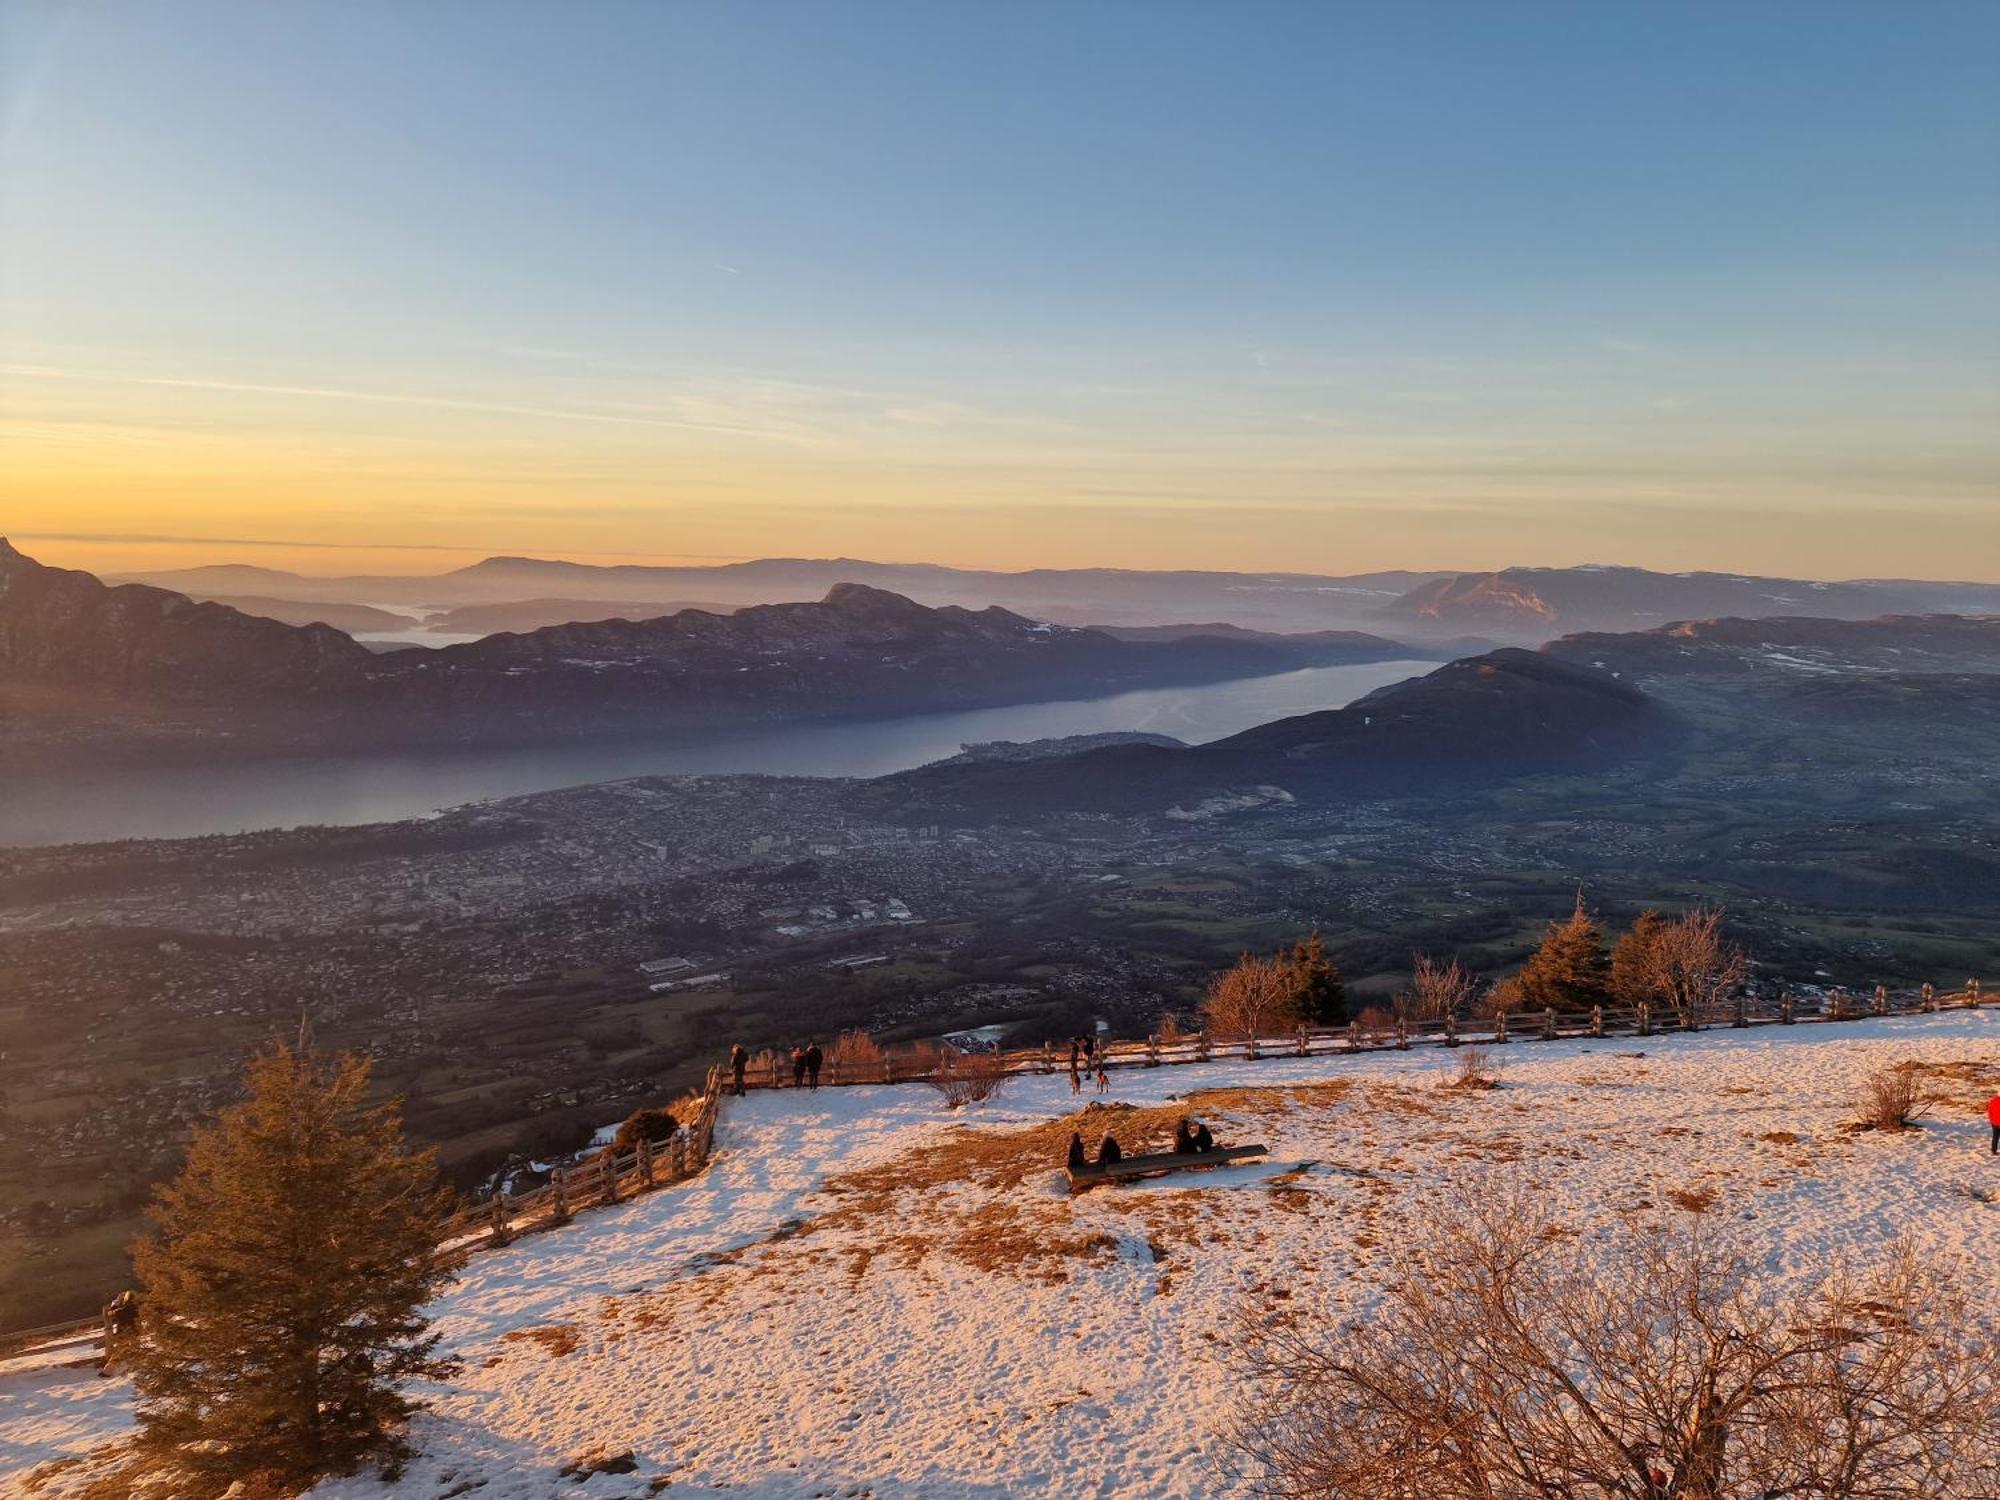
1246,1031,1260,1060
1921,982,1936,1013
1830,989,1847,1021
1395,1017,1410,1050
1780,991,1794,1025
1297,1023,1310,1057
1873,984,1888,1017
1970,978,1983,1008
1197,1030,1211,1062
1493,1011,1509,1044
1638,1003,1652,1037
1443,1012,1458,1048
551,1167,570,1226
1589,1004,1603,1038
637,1135,654,1187
1733,993,1747,1028
1041,1041,1054,1075
488,1193,511,1248
1146,1034,1161,1067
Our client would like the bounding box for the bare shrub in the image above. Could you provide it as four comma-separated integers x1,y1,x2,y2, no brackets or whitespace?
1232,1189,2000,1499
1637,906,1750,1027
927,1048,1011,1109
1203,952,1304,1040
830,1029,883,1067
1157,1011,1187,1044
1406,954,1477,1023
1445,1044,1499,1090
1860,1061,1934,1132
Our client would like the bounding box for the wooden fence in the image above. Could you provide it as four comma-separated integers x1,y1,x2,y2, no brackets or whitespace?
742,978,1990,1091
440,1062,728,1251
0,1064,730,1362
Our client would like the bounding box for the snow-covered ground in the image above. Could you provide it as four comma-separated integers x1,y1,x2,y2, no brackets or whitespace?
7,1012,1998,1498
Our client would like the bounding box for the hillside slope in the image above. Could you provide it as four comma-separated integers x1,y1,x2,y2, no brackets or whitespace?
9,1013,1996,1498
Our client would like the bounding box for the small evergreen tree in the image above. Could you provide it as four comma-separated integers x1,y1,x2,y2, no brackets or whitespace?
1284,929,1348,1026
1510,896,1611,1012
130,1038,461,1493
1609,908,1669,1008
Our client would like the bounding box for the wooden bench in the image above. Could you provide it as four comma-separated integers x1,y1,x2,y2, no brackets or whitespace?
1065,1143,1269,1191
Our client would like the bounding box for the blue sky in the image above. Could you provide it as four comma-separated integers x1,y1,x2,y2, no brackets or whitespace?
2,0,1996,577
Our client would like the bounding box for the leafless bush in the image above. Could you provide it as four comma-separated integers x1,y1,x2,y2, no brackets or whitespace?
1445,1044,1499,1090
1638,906,1750,1027
926,1048,1010,1109
1203,952,1304,1039
1157,1011,1187,1043
1232,1188,2000,1499
1407,953,1477,1022
830,1029,883,1066
1860,1061,1934,1132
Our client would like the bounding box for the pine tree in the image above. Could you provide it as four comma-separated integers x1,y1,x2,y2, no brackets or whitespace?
130,1039,461,1493
1609,908,1670,1008
1284,929,1349,1026
1510,896,1611,1012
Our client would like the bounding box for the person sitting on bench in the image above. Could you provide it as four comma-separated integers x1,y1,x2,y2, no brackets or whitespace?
1173,1118,1197,1154
1097,1134,1122,1166
1193,1121,1215,1153
1066,1131,1087,1171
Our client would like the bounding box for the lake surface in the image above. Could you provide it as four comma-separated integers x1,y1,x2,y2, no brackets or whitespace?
0,660,1432,847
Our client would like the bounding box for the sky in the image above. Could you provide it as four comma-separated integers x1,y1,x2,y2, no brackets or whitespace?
2,0,1996,581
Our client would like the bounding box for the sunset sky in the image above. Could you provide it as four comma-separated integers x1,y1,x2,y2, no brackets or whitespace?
3,0,1996,580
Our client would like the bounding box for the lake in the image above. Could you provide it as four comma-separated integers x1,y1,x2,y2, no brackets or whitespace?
0,660,1433,847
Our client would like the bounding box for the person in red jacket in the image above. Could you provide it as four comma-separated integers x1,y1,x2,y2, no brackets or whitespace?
1988,1092,2000,1155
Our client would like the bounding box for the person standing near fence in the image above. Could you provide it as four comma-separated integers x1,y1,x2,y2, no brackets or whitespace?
805,1041,824,1090
1069,1050,1081,1095
1095,1054,1110,1094
730,1044,748,1098
1988,1090,2000,1154
791,1045,807,1087
100,1289,139,1376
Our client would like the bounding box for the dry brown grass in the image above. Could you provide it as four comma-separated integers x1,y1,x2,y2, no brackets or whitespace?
1666,1184,1719,1214
500,1323,581,1359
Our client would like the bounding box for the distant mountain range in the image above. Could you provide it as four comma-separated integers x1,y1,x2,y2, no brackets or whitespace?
113,555,1441,634
114,555,2000,643
0,541,1433,758
1385,565,2000,641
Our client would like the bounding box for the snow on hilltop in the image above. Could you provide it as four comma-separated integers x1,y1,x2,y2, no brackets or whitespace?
8,1012,2000,1498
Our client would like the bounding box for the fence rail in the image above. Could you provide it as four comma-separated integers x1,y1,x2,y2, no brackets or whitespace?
742,979,1989,1091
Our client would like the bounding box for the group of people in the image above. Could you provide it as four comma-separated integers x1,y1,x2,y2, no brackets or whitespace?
1067,1035,1110,1096
726,1041,825,1095
1065,1115,1215,1171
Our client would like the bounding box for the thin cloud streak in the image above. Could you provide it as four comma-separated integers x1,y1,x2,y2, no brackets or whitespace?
0,364,829,446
